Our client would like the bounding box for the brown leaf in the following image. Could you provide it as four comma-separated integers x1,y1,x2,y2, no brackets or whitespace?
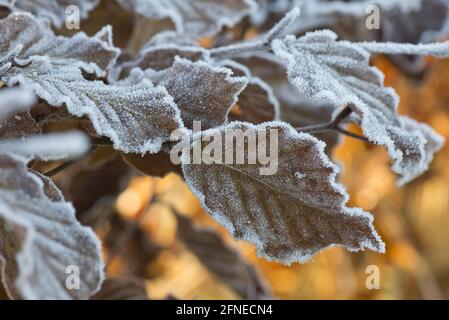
182,122,384,264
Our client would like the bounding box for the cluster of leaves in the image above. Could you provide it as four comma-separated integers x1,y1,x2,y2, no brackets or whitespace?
0,0,449,300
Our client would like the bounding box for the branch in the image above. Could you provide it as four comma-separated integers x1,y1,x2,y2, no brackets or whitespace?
296,106,371,143
44,146,96,177
209,7,300,60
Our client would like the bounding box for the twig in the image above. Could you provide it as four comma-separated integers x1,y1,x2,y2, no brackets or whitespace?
90,136,114,147
296,106,371,143
43,146,95,177
209,7,300,59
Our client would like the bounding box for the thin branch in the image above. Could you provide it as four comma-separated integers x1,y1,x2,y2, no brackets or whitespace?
335,126,371,143
209,7,300,59
90,136,113,147
43,146,95,177
295,105,371,143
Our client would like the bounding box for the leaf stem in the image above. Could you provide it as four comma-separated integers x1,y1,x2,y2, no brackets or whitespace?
209,7,300,59
296,105,371,143
43,146,95,177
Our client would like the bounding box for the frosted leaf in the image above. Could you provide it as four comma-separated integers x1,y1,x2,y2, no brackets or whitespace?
0,153,104,299
116,0,257,39
236,53,339,151
0,13,119,77
272,30,446,184
11,0,100,28
176,213,271,299
182,122,384,264
109,42,207,81
218,60,280,124
1,56,183,154
0,131,90,161
92,277,148,300
0,88,35,120
129,57,248,130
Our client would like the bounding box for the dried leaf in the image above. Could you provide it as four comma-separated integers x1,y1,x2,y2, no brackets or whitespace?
116,0,257,39
0,154,104,299
182,122,384,264
272,30,446,184
176,213,271,299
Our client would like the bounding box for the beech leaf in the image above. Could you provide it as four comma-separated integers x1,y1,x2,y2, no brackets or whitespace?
182,122,385,264
1,56,184,154
0,13,119,77
272,30,446,184
0,154,104,299
126,57,248,130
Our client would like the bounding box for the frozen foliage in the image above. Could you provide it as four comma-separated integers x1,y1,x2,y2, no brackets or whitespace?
131,57,248,130
272,30,447,184
0,154,104,299
176,213,271,299
116,0,257,38
9,0,100,27
1,1,449,299
3,57,183,154
0,14,183,154
0,13,119,77
182,122,385,264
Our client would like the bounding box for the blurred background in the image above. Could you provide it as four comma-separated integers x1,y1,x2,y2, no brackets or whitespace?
29,0,449,300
